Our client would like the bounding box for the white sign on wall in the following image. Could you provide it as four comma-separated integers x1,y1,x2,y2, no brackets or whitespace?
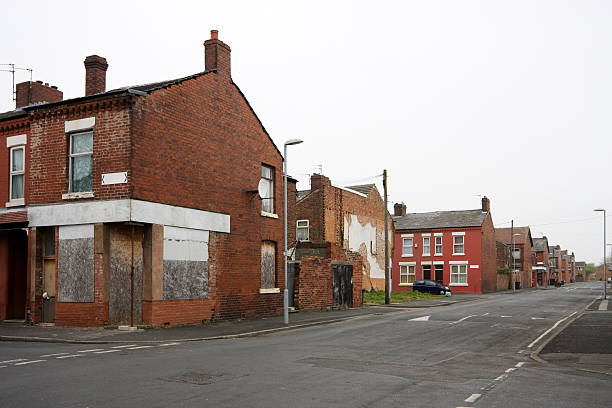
470,265,480,269
101,172,128,185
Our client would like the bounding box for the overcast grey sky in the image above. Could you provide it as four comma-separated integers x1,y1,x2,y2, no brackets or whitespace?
2,1,611,264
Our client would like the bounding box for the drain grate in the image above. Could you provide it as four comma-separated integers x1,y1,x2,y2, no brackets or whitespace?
164,371,228,385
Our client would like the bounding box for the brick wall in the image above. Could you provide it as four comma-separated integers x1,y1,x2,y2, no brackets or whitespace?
15,81,62,108
0,113,29,207
297,256,332,311
480,213,497,292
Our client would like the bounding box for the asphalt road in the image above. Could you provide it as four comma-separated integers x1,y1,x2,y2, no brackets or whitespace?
1,282,609,407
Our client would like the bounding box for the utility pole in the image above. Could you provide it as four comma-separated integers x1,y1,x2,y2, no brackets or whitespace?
384,169,390,305
511,220,515,293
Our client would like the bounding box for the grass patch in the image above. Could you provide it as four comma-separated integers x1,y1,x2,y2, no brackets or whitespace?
363,289,437,304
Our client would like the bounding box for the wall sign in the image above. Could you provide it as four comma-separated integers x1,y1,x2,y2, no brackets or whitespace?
101,172,127,185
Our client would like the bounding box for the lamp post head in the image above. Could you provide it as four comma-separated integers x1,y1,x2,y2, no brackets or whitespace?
594,208,605,212
284,138,303,146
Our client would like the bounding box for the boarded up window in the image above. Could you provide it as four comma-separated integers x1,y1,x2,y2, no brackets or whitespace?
261,241,276,289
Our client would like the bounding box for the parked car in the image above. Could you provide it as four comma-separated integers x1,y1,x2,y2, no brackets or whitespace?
413,280,451,296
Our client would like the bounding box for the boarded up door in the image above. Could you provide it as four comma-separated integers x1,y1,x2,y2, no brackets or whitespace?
333,264,353,307
287,261,299,307
109,225,143,325
261,241,276,289
41,228,56,323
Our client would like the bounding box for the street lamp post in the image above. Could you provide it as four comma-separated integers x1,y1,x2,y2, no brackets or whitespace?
283,138,303,325
594,209,606,299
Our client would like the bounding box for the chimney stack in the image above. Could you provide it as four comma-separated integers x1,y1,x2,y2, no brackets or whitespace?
310,173,330,192
394,203,407,217
482,196,490,212
204,29,231,78
84,55,108,95
15,81,63,108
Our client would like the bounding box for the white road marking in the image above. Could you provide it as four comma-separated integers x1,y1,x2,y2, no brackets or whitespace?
40,352,70,357
464,394,481,403
111,344,137,349
450,315,477,325
126,346,153,350
94,350,120,354
501,315,512,318
77,349,104,353
159,342,180,346
517,350,526,354
495,374,508,381
505,367,516,373
14,360,46,366
56,354,82,359
515,362,525,368
599,299,608,311
0,359,27,364
409,315,430,321
527,311,578,348
531,317,545,320
481,312,489,316
0,365,6,368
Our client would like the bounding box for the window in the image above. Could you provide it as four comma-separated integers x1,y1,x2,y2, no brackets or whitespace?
512,248,521,260
434,235,443,255
422,264,431,280
9,146,25,200
261,165,274,214
296,219,309,241
261,241,276,289
453,235,464,255
422,236,430,256
69,131,93,192
450,264,468,285
402,237,413,256
400,264,416,285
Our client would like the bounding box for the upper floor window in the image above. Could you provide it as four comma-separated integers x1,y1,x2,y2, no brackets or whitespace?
402,237,413,256
434,235,443,255
512,248,521,260
453,234,465,255
422,236,430,256
9,146,25,200
296,219,309,241
69,131,93,192
261,165,274,214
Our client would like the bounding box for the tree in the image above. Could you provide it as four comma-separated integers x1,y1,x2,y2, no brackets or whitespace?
585,263,596,278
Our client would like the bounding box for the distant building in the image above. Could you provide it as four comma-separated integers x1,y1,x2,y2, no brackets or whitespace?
532,237,550,287
495,227,534,288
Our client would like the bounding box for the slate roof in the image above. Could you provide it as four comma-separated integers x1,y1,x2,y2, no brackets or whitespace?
110,71,212,94
296,190,311,202
495,227,532,246
532,237,549,252
0,109,27,121
346,184,375,195
392,209,487,231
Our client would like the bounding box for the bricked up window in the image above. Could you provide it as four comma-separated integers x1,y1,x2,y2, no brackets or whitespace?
9,146,24,200
261,241,276,289
261,165,274,214
296,219,309,241
69,131,93,192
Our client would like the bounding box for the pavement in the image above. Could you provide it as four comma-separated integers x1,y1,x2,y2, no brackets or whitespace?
0,293,485,344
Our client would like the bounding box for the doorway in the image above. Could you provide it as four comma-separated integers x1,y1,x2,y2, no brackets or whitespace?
41,228,56,323
434,264,443,284
0,229,28,320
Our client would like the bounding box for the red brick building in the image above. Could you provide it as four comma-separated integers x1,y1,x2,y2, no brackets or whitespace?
575,261,586,282
295,173,391,291
391,197,497,294
532,237,550,287
0,31,294,326
495,227,533,289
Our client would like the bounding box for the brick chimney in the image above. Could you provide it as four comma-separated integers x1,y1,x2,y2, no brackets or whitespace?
15,81,63,108
84,55,108,95
310,174,330,192
204,30,231,78
394,203,407,216
482,196,490,212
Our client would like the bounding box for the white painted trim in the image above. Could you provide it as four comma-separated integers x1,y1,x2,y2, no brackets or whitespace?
398,283,414,286
451,231,465,236
5,199,25,207
434,232,443,237
433,261,444,265
65,117,95,133
6,134,27,147
28,199,231,233
259,288,280,294
62,192,94,200
59,224,94,239
421,261,432,265
449,283,468,287
398,261,416,266
449,261,469,265
261,211,279,219
434,253,443,256
452,253,466,256
401,233,414,238
164,226,209,242
421,233,431,237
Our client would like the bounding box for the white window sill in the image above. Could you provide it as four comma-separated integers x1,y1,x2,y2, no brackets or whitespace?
402,254,413,257
452,253,465,256
259,288,280,294
5,199,25,207
434,253,443,256
62,192,94,200
261,211,278,219
422,253,430,257
398,283,414,286
449,283,468,287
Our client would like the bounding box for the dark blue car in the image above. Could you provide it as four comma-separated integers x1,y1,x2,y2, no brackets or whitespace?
413,279,451,296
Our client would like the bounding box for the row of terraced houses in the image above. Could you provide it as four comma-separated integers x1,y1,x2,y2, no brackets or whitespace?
0,31,583,326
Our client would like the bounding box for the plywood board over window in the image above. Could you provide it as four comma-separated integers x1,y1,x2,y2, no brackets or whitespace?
261,241,276,289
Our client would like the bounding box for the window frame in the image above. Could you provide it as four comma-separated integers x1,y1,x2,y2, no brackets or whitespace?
402,236,414,257
399,262,416,286
68,131,94,193
434,234,443,256
452,234,465,255
9,145,25,202
260,240,279,293
422,235,431,256
449,262,468,286
260,164,275,215
296,219,309,242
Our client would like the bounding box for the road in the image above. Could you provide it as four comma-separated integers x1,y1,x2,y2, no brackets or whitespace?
1,282,609,407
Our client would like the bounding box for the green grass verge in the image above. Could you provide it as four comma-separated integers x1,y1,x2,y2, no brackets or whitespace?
363,289,437,304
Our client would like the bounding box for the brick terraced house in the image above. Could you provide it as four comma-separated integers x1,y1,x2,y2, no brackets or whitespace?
0,30,294,327
391,197,497,294
532,237,550,287
495,227,534,289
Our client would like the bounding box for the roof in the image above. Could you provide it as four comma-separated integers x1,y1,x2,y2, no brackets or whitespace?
296,190,311,202
0,109,27,121
392,209,487,230
346,184,375,195
495,227,532,246
111,71,212,94
532,237,549,252
575,261,586,267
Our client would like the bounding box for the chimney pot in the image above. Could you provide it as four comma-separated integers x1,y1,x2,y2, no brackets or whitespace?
204,30,231,77
481,196,490,212
36,80,42,84
211,30,218,39
394,202,407,216
84,55,108,96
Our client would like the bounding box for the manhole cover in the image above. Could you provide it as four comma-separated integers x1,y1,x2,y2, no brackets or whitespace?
164,372,228,385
